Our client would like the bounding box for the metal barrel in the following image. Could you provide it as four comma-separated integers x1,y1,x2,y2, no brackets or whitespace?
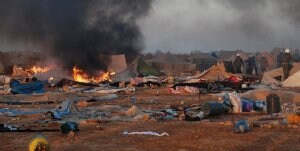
266,94,281,114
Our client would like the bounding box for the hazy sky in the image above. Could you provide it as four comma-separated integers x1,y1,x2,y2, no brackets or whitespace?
139,0,300,53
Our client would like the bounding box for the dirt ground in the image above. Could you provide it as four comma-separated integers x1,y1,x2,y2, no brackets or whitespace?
0,87,299,151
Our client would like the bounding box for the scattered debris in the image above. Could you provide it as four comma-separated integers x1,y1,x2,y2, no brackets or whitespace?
234,120,250,133
61,121,79,134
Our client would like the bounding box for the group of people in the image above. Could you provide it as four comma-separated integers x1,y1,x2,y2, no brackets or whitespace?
232,48,292,79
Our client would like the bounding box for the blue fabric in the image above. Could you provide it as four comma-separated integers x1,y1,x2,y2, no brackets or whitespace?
10,80,46,94
50,100,74,119
0,100,75,118
234,120,250,133
0,108,46,117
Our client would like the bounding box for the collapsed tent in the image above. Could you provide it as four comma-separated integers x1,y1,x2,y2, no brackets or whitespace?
261,68,283,86
112,57,160,82
185,62,239,82
261,62,300,86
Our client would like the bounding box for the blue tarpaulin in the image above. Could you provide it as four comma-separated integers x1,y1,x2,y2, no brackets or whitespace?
10,79,46,94
0,108,46,117
0,100,76,118
49,100,77,119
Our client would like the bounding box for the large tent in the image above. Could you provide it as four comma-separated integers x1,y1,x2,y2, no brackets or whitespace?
146,54,196,75
189,53,218,72
0,52,14,74
106,54,127,73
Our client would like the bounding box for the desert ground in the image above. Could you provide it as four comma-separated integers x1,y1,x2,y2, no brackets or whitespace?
0,87,299,151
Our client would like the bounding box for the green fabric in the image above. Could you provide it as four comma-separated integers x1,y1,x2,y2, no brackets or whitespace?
137,58,160,76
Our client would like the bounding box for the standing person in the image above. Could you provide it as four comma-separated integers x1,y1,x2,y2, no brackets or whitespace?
277,50,284,68
260,56,269,73
245,55,257,75
282,48,292,80
233,54,244,74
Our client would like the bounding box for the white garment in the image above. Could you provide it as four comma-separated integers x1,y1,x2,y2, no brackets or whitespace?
123,131,169,137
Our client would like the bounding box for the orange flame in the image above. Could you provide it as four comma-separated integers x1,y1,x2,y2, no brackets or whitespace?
28,65,50,74
72,66,115,83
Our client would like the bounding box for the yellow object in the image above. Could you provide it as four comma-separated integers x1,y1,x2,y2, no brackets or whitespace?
29,134,50,151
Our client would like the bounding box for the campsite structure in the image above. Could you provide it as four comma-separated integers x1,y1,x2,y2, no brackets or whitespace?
0,50,299,151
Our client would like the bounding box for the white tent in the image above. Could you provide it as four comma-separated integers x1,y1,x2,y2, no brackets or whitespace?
282,71,300,87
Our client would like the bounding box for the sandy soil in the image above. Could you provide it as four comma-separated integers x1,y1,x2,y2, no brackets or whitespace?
0,87,299,151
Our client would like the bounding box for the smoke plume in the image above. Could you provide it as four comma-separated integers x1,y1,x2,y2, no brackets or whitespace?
0,0,152,75
139,0,300,52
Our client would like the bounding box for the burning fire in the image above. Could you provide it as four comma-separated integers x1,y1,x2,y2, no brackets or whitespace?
27,65,50,74
72,66,115,83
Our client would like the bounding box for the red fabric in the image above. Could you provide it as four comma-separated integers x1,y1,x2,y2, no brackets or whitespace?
228,76,241,82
